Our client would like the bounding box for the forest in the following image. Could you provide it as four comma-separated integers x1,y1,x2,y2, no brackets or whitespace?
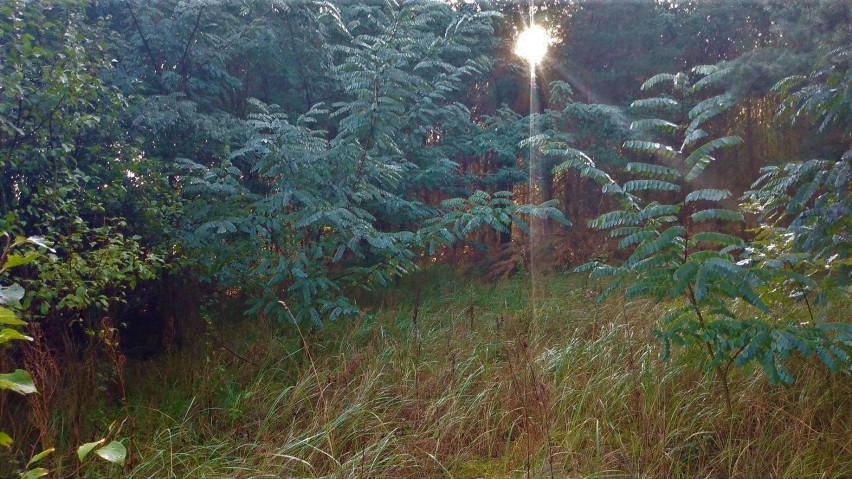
0,0,850,477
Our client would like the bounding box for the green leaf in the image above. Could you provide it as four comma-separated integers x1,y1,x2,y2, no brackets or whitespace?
619,230,656,249
670,261,699,297
787,179,819,213
21,468,49,479
685,189,731,203
629,119,679,134
704,257,745,276
684,155,713,182
687,250,732,263
0,307,26,326
815,323,852,334
95,440,126,466
623,179,680,193
638,204,681,221
631,251,678,273
0,431,11,448
0,328,32,343
688,94,734,120
625,162,680,180
640,73,677,90
773,270,818,289
630,97,679,110
690,209,743,223
629,226,685,264
690,64,722,76
0,370,37,394
589,210,638,230
602,182,625,195
689,67,732,93
548,147,595,167
0,284,25,306
590,265,624,279
694,267,708,301
684,137,743,171
815,346,837,370
77,439,105,462
771,74,807,95
3,252,39,270
608,226,640,238
690,232,744,247
623,141,679,161
681,128,708,149
27,448,55,467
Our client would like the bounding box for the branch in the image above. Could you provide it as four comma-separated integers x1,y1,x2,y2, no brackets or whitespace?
356,82,379,180
208,333,259,366
725,342,749,375
125,0,163,84
178,6,204,94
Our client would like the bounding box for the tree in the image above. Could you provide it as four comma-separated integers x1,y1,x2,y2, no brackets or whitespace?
176,1,564,324
743,30,851,286
570,66,850,416
0,0,161,328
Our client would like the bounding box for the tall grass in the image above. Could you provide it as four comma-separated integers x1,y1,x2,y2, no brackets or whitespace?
82,269,851,478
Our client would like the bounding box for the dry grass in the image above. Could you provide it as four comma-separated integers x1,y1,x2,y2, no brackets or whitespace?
77,270,852,478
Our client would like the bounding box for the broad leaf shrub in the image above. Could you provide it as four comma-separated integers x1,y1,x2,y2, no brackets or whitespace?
1,233,128,479
0,234,45,450
0,0,164,330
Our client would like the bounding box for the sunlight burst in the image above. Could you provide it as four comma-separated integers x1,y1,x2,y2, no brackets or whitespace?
514,25,552,66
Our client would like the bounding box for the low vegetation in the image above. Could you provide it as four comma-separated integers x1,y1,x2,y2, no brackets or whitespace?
66,270,848,478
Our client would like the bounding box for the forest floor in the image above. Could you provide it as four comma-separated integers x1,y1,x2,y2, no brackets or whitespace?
98,269,850,478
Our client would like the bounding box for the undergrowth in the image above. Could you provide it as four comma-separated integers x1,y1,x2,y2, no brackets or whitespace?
77,269,852,478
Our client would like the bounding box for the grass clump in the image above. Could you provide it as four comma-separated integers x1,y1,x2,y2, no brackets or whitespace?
83,269,851,478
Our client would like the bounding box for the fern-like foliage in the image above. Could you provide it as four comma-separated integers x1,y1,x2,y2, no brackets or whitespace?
570,66,850,407
772,45,850,133
176,2,564,325
734,45,851,377
745,158,851,274
743,44,851,285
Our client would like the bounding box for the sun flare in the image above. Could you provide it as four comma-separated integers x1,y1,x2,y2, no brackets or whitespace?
514,25,552,66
